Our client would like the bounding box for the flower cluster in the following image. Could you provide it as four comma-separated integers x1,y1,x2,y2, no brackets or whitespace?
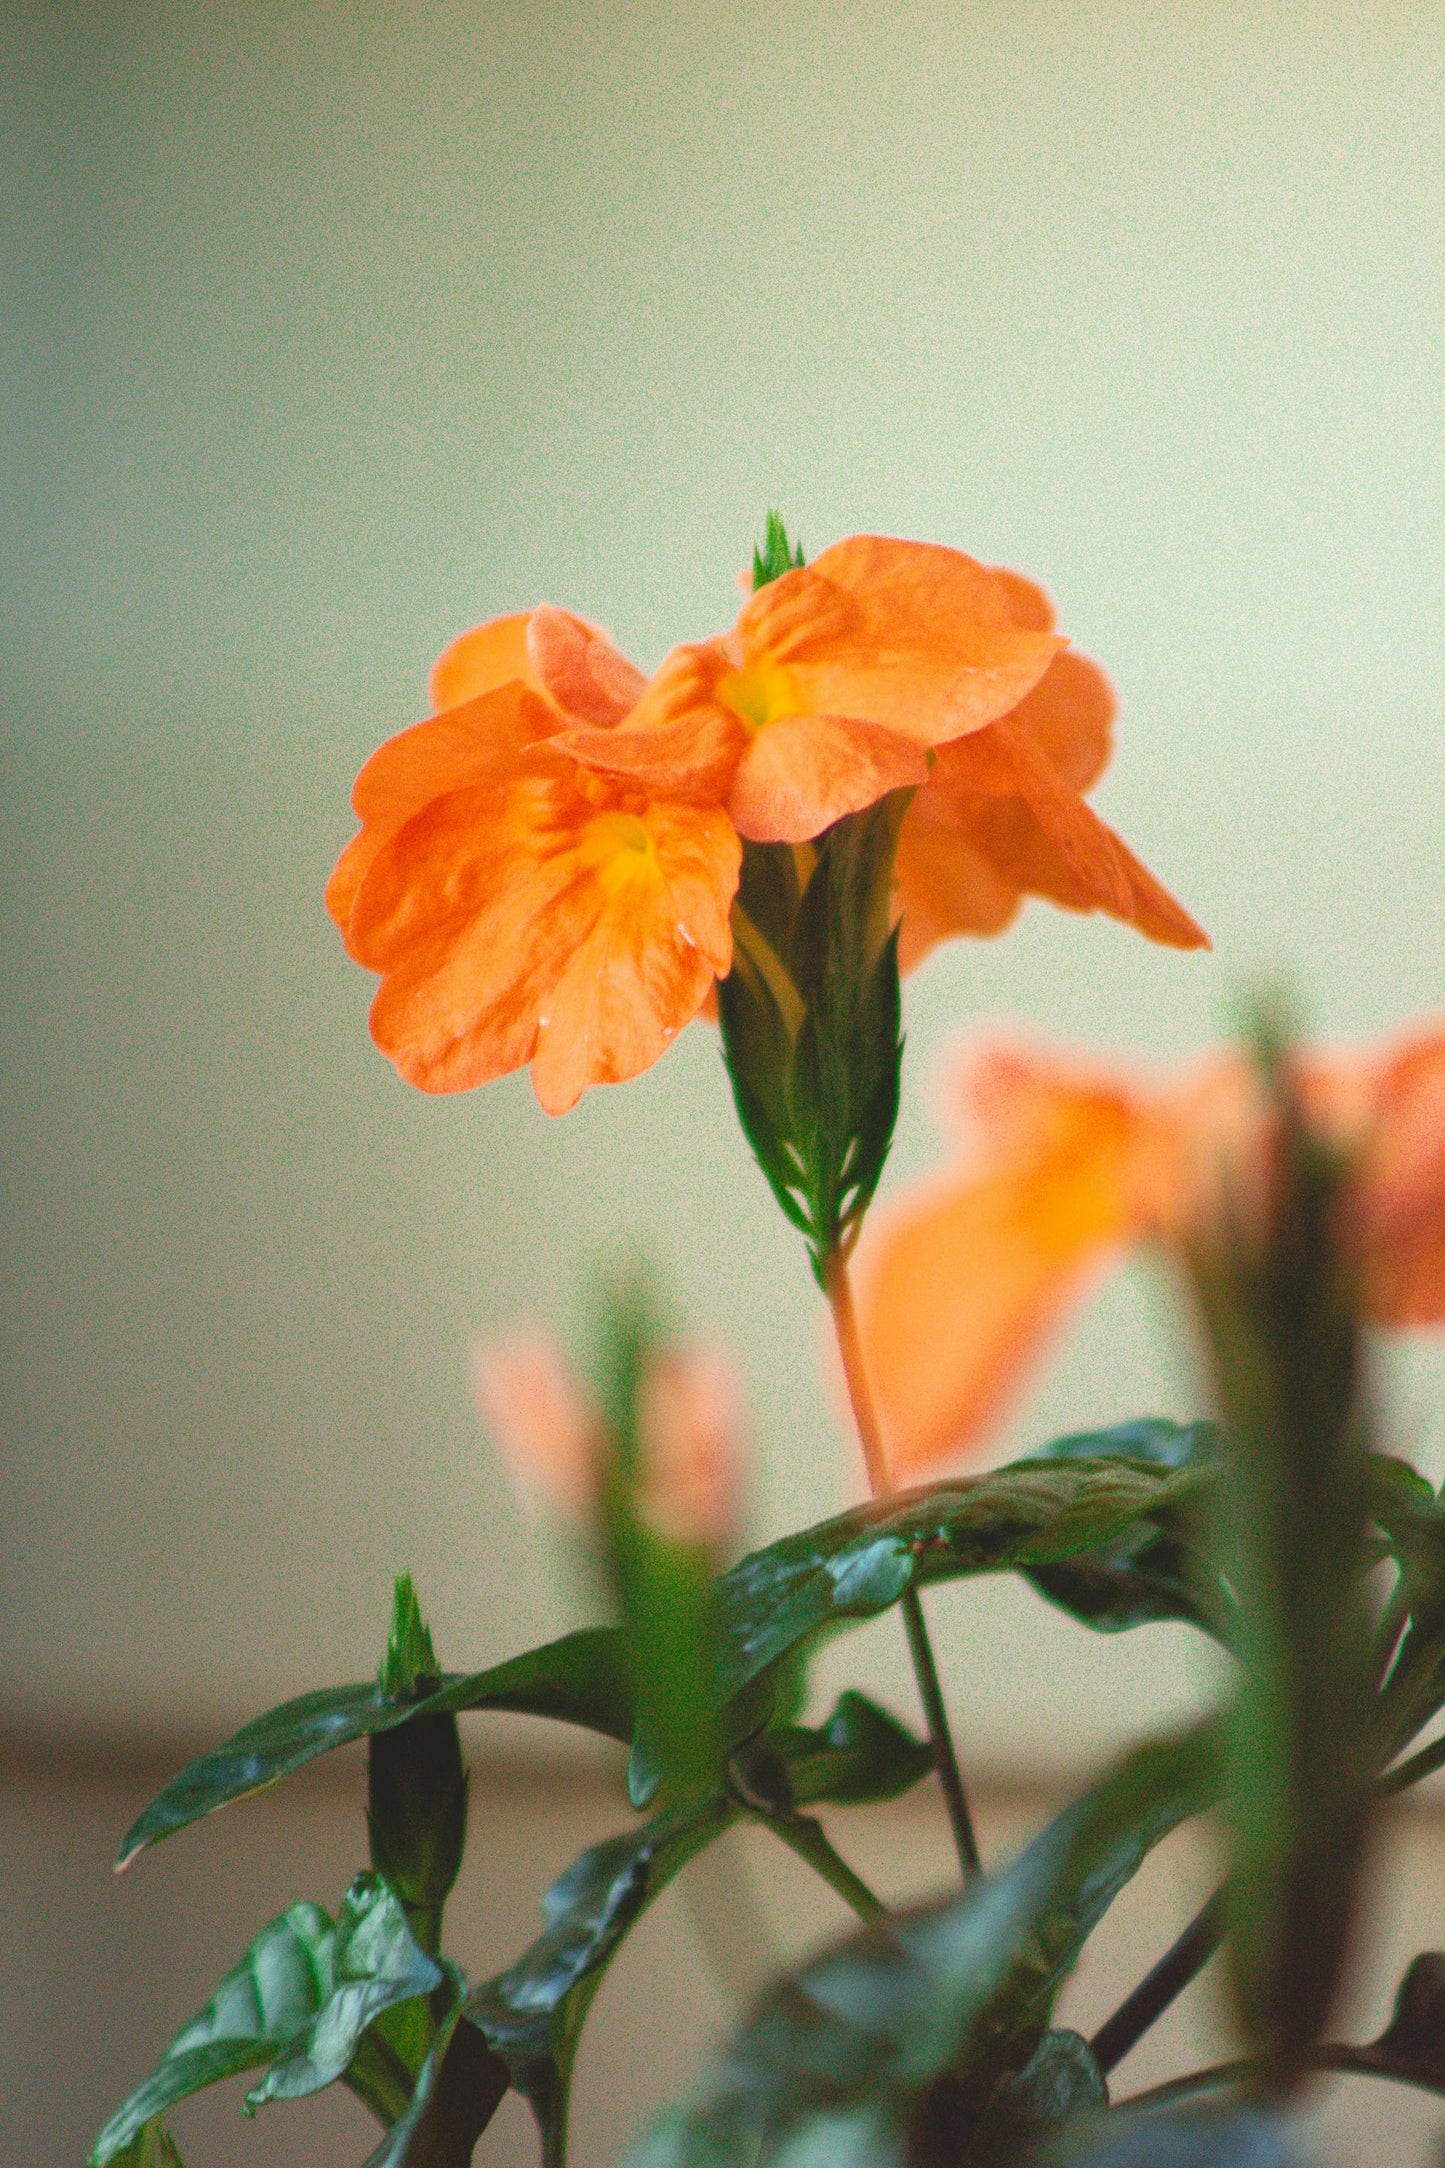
328,532,1206,1112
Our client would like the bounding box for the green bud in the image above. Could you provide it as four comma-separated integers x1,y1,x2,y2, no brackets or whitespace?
369,1576,468,1957
751,510,805,590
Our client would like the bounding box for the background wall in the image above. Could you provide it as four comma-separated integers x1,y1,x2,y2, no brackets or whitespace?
5,8,1445,2154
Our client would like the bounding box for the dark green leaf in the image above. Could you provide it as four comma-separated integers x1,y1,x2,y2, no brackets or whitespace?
1343,1952,1445,2094
631,1732,1215,2167
364,1971,509,2168
119,1627,632,1866
713,1454,1210,1711
247,1873,442,2110
1053,2105,1292,2167
1022,1421,1230,1639
731,1691,932,1813
90,1903,336,2163
964,2030,1108,2166
466,1791,740,2165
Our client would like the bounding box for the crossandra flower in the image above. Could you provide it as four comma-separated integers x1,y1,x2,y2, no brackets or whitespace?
470,1328,744,1551
891,571,1207,968
326,607,740,1113
855,1025,1445,1481
554,536,1067,845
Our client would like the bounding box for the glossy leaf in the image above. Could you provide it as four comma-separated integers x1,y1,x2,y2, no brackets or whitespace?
466,1791,740,2166
90,1903,337,2164
731,1691,932,1814
247,1874,442,2110
119,1627,632,1866
630,1731,1215,2167
1054,2104,1293,2167
1022,1421,1230,1639
364,1972,509,2168
712,1452,1210,1712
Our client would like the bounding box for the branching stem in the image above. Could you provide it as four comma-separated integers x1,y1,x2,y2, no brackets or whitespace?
1090,1888,1226,2075
825,1246,982,1883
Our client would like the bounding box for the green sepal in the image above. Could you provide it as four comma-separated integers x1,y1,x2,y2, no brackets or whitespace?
719,792,909,1285
630,1731,1215,2167
751,511,805,590
465,1792,739,2166
380,1572,441,1700
118,1626,633,1867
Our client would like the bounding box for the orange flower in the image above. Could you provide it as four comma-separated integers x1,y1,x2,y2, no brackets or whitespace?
555,536,1065,845
326,607,740,1114
855,1025,1445,1482
891,573,1208,968
471,1327,745,1549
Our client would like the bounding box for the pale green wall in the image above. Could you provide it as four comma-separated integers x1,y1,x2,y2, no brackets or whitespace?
5,1,1445,1767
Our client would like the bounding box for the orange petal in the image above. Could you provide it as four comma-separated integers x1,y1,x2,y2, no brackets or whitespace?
1343,1027,1445,1325
526,604,647,727
530,797,739,1113
741,536,1064,746
325,680,553,941
470,1327,603,1522
635,1346,747,1549
558,643,748,802
891,803,1024,972
1011,651,1115,792
856,1047,1158,1476
428,612,543,712
728,713,929,844
986,565,1056,633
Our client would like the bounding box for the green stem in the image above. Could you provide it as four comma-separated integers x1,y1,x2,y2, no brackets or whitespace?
1377,1726,1445,1796
1121,2042,1445,2114
763,1811,890,1927
824,1246,982,1883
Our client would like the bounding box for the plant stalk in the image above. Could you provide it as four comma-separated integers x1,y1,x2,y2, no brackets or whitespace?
765,1811,891,1927
825,1247,982,1882
1090,1887,1226,2075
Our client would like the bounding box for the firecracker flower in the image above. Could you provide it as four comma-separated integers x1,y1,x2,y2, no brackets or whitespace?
326,607,739,1113
855,1023,1445,1482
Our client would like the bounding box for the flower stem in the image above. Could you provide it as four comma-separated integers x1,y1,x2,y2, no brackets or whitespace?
825,1246,982,1883
1089,1887,1226,2075
764,1811,891,1927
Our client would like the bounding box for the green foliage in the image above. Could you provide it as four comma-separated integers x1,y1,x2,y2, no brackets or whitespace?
363,1982,508,2168
718,795,909,1284
751,511,805,590
107,2124,187,2168
630,1732,1215,2167
118,1626,635,1866
1054,2105,1293,2167
464,1792,740,2166
734,1690,933,1813
1334,1952,1445,2095
1188,1041,1375,2084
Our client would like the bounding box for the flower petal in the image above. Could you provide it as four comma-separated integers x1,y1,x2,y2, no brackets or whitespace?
742,537,1065,746
728,712,929,844
526,604,647,727
427,612,542,712
557,643,748,800
857,1049,1156,1476
530,799,739,1113
325,680,553,942
1343,1028,1445,1325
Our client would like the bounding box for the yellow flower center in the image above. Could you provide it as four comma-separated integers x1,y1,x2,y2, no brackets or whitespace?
714,658,802,734
579,809,657,896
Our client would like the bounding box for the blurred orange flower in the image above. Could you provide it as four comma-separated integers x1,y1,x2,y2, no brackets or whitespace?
891,573,1207,968
326,608,739,1114
470,1327,745,1550
555,537,1065,845
855,1025,1445,1482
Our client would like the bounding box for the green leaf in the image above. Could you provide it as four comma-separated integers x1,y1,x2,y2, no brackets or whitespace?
364,1970,509,2168
730,1691,932,1814
1053,2105,1292,2167
118,1626,633,1866
89,1903,337,2164
964,2029,1108,2165
246,1873,442,2111
1022,1420,1231,1639
466,1791,740,2165
630,1732,1215,2167
1341,1952,1445,2094
712,1453,1210,1713
752,511,805,590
